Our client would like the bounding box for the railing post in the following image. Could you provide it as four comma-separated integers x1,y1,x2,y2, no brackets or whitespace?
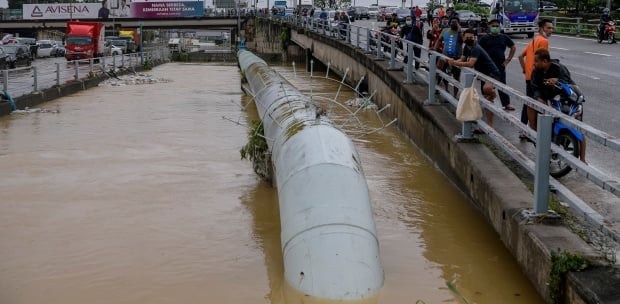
89,58,94,73
404,41,414,84
2,70,7,92
576,17,581,37
375,34,382,59
56,63,60,86
366,29,372,53
32,66,38,92
457,73,476,140
74,61,79,80
534,115,553,214
355,26,360,48
388,37,396,70
113,54,116,69
346,25,350,42
426,53,438,105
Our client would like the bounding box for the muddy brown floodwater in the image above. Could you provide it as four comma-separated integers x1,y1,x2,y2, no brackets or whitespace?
0,62,543,304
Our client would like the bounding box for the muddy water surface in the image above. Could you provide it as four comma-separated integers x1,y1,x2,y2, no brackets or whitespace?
0,63,543,304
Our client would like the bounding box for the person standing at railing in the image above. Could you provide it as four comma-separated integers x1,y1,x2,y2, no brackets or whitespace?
400,16,423,69
518,18,553,132
447,28,500,131
434,16,463,98
427,17,442,77
478,17,516,111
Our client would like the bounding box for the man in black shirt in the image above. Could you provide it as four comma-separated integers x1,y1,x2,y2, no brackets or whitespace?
400,15,424,68
448,28,500,128
478,18,517,111
531,48,587,161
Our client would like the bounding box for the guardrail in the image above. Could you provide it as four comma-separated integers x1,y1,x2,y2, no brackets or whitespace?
540,15,600,37
0,46,170,100
270,14,620,244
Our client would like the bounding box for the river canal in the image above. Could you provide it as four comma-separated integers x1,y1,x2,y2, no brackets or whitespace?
0,62,543,304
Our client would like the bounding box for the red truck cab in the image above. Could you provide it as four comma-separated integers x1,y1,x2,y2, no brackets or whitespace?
65,21,107,61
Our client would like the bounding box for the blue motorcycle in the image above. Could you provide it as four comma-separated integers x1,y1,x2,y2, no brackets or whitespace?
548,82,585,178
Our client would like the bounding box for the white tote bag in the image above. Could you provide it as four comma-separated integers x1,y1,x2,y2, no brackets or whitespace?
456,78,483,122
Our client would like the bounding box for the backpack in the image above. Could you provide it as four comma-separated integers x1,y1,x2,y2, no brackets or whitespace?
551,59,574,85
443,30,459,58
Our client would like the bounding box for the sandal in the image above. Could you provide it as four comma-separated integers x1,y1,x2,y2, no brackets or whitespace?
504,105,516,111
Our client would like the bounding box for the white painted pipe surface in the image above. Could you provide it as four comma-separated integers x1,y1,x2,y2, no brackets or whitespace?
238,50,383,300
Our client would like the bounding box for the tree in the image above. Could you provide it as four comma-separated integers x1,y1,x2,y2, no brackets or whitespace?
314,0,351,9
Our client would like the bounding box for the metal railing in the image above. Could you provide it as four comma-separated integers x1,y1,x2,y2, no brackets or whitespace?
1,46,170,100
276,15,620,244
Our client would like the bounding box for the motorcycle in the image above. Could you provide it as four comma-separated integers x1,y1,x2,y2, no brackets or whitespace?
597,20,616,44
548,81,586,178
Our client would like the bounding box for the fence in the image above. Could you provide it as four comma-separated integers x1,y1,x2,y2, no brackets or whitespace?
271,14,620,245
0,46,170,100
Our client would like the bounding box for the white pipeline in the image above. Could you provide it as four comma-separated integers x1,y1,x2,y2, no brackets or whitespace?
238,50,384,301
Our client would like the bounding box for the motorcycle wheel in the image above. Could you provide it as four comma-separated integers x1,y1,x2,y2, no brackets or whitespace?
609,33,615,44
549,130,580,178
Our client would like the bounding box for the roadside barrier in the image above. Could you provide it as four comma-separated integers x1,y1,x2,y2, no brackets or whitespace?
0,46,170,99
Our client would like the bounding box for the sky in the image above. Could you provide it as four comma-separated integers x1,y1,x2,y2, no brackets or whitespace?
0,0,7,9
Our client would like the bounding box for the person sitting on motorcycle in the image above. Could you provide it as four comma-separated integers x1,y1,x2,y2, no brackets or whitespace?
531,48,586,162
599,8,617,43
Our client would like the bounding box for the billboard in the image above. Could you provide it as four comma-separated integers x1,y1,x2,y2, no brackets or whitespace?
23,1,205,20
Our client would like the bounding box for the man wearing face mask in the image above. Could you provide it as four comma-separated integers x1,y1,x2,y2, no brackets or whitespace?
478,18,516,111
400,15,424,69
434,16,463,97
439,15,450,29
447,28,500,130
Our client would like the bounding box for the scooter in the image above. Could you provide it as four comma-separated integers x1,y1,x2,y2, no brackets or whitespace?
597,20,616,44
548,82,586,178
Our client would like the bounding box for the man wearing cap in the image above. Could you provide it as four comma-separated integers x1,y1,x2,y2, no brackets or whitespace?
478,18,516,111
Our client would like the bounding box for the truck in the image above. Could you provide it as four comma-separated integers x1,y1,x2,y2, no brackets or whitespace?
489,0,539,38
65,21,107,61
119,29,141,53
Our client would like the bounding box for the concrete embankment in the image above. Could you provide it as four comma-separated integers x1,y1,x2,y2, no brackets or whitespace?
282,29,620,303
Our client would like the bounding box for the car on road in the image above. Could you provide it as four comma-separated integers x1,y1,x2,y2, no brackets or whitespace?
1,44,32,68
353,6,370,20
393,8,411,24
11,37,38,59
110,45,123,56
346,7,356,21
36,40,57,58
540,1,559,11
368,6,378,19
109,39,128,53
53,41,66,57
0,47,11,70
455,10,481,27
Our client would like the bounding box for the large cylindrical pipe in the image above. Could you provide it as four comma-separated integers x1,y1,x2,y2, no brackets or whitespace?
238,50,383,301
